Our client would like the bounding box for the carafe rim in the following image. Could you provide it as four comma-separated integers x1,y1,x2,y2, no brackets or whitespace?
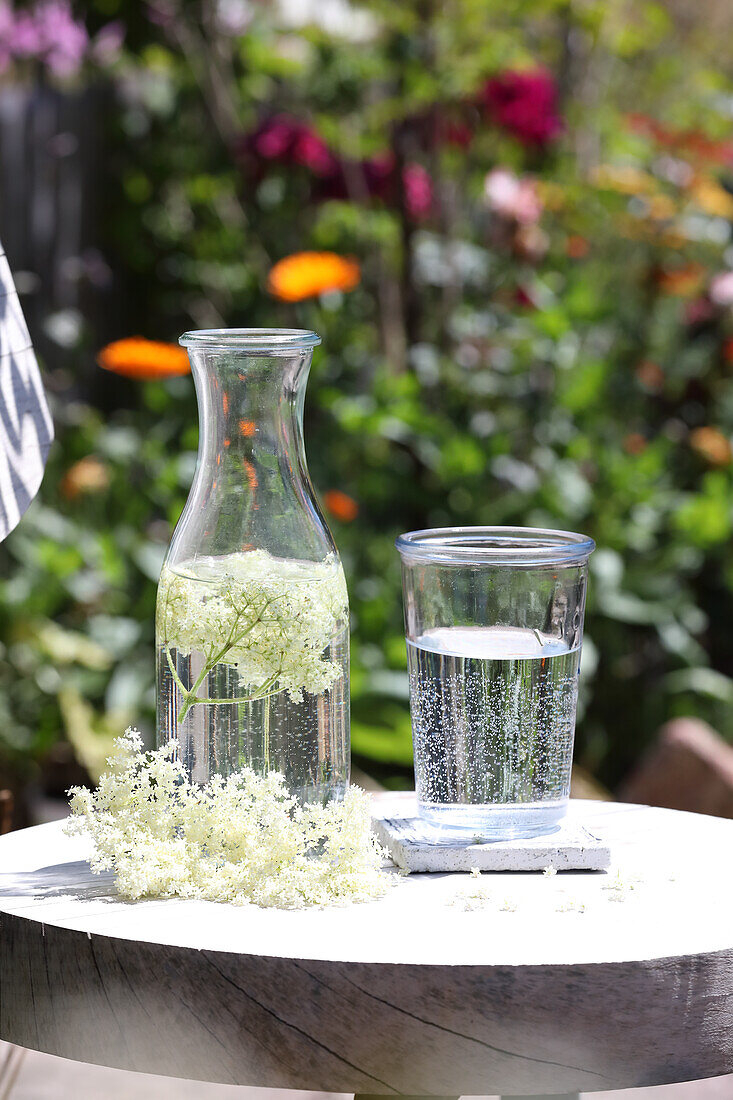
179,328,321,353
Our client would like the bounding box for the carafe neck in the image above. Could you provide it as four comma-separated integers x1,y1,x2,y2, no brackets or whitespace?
167,330,333,566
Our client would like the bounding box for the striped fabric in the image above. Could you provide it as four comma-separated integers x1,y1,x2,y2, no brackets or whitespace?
0,241,53,539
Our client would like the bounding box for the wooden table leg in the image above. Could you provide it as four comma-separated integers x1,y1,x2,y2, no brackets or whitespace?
355,1094,579,1099
354,1095,459,1100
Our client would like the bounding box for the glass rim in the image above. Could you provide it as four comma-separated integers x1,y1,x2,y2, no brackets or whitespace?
179,328,322,353
395,525,595,566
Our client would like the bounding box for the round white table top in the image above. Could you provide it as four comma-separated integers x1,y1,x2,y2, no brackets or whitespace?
0,799,731,967
1,798,733,1096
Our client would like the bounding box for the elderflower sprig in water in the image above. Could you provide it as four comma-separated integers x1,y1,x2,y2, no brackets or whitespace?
156,550,348,721
66,729,389,909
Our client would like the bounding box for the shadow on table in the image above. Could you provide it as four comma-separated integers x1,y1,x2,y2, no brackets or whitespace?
0,861,118,902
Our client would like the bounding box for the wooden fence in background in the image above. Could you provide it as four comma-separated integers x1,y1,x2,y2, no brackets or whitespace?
0,82,109,378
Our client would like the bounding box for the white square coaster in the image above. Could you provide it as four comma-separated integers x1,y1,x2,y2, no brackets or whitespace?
372,791,611,872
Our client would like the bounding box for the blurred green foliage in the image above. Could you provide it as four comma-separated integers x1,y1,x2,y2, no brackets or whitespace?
4,0,733,794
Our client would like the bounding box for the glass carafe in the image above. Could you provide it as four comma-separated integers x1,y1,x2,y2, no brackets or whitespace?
155,329,349,804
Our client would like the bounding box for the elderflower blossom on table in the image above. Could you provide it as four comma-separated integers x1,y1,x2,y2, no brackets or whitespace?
66,729,389,909
157,549,348,707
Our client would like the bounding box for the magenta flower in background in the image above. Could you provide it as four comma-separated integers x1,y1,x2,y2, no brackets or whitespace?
242,116,433,220
515,284,539,309
441,118,474,148
244,115,338,177
251,117,295,159
359,153,391,199
291,128,338,176
402,163,433,219
481,68,562,147
358,155,433,219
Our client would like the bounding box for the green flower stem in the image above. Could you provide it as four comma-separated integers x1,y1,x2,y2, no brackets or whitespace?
176,658,215,722
165,645,189,698
167,637,283,724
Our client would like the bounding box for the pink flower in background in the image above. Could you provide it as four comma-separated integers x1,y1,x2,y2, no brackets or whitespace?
0,0,93,76
146,1,175,28
92,20,125,65
684,297,716,328
0,2,14,70
39,1,89,76
481,68,562,147
359,155,433,219
709,271,733,307
8,10,43,56
215,0,254,36
402,163,433,218
485,167,542,223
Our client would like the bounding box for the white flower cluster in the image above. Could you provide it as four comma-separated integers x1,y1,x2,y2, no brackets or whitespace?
157,550,348,709
66,729,389,909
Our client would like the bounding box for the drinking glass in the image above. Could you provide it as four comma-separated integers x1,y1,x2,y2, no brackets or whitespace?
396,526,594,837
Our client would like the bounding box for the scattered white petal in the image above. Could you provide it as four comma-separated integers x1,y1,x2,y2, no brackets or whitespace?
498,897,518,912
556,898,586,913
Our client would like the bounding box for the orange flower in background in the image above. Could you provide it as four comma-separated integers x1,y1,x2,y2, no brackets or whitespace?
61,456,110,500
690,426,732,467
591,164,657,195
97,337,190,380
626,114,733,166
623,433,647,456
324,489,358,522
689,179,733,219
635,360,665,392
565,235,589,259
654,262,706,297
646,194,677,221
267,252,361,302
